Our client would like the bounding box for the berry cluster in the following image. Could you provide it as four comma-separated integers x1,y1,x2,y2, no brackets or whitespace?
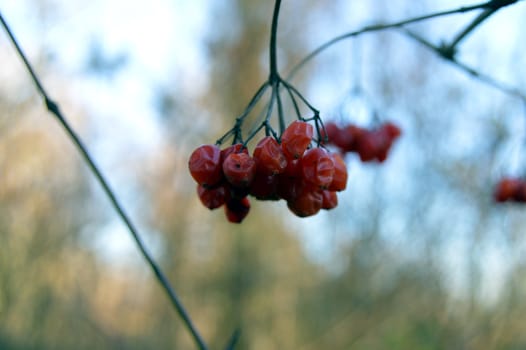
494,177,526,203
322,121,401,162
188,121,348,223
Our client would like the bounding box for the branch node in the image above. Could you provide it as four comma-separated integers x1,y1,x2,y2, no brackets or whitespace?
437,43,457,61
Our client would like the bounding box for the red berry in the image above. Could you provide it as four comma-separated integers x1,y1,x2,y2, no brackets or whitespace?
357,123,401,162
328,153,348,191
282,158,301,178
281,121,314,159
253,136,287,174
320,122,343,146
321,190,338,210
188,144,222,186
382,122,402,139
340,125,366,152
220,143,248,163
514,183,526,202
197,184,228,209
249,172,279,200
356,130,387,162
222,153,256,187
277,176,308,202
301,147,335,189
494,178,521,202
224,197,251,223
287,188,323,217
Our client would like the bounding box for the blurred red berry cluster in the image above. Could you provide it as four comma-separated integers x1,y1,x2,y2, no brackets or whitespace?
494,177,526,203
322,121,401,162
188,121,348,223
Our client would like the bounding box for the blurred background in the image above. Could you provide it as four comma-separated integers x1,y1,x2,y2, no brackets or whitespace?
1,0,526,348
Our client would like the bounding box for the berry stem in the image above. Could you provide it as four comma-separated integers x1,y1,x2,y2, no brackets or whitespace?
268,0,282,83
282,80,320,116
283,84,302,120
216,82,270,145
276,82,286,135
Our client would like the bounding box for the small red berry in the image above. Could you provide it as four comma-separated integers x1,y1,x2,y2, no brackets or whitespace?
220,143,248,163
281,121,314,159
282,158,301,178
224,197,251,223
320,122,343,146
382,122,402,139
222,153,256,187
188,144,222,186
287,188,323,217
321,190,338,210
356,131,376,161
249,172,279,200
340,125,366,152
253,136,287,174
494,178,520,202
277,177,308,202
301,147,335,189
494,178,521,202
197,184,228,209
328,153,348,191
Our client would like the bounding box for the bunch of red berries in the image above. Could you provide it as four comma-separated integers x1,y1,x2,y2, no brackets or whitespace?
322,121,401,162
494,177,526,203
188,121,348,223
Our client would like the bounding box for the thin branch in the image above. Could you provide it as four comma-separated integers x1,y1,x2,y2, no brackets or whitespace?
402,28,526,102
268,0,282,82
224,328,241,350
440,0,515,58
446,8,495,52
0,12,209,350
286,0,522,80
281,80,319,116
283,84,303,121
275,81,286,135
216,82,270,145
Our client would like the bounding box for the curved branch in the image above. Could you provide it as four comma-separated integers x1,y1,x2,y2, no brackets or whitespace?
401,28,526,102
286,0,516,80
269,0,282,82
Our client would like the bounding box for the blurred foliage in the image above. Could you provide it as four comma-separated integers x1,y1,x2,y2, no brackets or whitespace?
2,0,526,349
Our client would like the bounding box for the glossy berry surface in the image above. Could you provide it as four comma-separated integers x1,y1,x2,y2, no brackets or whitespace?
188,144,223,187
253,136,287,174
328,153,348,191
301,147,335,189
222,152,256,187
321,190,338,210
197,184,228,210
187,119,380,222
280,120,314,159
287,188,323,217
220,143,248,163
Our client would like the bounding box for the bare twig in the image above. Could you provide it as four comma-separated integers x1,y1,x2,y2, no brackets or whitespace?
287,0,522,80
0,11,209,350
224,328,241,350
401,28,526,102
